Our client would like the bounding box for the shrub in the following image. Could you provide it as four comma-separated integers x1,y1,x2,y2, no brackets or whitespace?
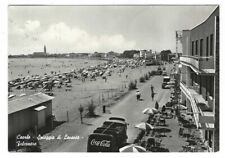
148,71,151,78
139,76,145,83
145,74,149,80
128,81,137,90
135,79,137,84
151,70,157,76
87,100,96,116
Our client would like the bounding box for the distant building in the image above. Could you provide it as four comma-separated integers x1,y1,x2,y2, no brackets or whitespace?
133,53,140,59
123,50,140,58
91,52,106,58
105,51,119,60
168,53,177,62
160,50,172,61
33,45,48,57
139,50,146,58
145,50,153,59
139,50,154,59
44,45,46,54
8,93,54,140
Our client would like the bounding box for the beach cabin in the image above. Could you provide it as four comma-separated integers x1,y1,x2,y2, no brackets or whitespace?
8,92,54,140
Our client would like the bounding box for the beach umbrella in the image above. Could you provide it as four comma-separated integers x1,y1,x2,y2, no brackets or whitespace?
183,115,193,121
176,104,188,110
135,122,154,131
119,144,146,152
53,80,60,84
8,94,16,99
19,93,26,97
152,108,159,113
142,108,158,115
142,108,154,115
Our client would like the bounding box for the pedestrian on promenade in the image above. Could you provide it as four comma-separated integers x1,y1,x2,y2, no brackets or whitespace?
151,92,155,101
151,85,154,93
161,105,166,113
155,101,159,110
136,90,141,101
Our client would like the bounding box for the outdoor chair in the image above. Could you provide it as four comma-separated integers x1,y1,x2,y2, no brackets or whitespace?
159,118,166,126
146,137,156,149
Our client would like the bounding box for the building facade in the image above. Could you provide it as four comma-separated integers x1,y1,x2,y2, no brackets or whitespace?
179,6,219,152
8,93,54,140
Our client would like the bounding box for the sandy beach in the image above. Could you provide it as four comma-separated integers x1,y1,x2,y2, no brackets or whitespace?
8,58,159,122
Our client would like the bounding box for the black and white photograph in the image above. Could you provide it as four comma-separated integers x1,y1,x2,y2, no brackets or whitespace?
6,3,220,153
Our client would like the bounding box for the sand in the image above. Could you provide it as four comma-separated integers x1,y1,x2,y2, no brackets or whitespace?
8,58,159,122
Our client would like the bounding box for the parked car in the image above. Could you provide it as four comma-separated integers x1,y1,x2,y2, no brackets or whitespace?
162,76,171,89
162,71,167,76
156,66,162,75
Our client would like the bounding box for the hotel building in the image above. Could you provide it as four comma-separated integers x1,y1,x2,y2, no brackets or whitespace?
179,6,219,151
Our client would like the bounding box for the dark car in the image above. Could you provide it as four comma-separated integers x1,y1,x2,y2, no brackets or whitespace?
162,76,170,89
156,66,163,75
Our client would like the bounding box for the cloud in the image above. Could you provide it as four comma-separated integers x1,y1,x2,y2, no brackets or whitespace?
24,20,40,32
40,22,136,53
10,20,40,35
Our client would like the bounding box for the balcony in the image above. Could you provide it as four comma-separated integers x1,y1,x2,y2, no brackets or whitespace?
180,56,215,73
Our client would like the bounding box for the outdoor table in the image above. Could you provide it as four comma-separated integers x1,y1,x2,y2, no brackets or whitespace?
186,139,197,146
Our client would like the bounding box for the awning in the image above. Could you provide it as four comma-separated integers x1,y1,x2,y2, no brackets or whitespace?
180,82,200,128
193,94,207,105
180,61,200,74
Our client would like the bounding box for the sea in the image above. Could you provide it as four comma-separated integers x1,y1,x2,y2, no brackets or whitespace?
8,58,107,81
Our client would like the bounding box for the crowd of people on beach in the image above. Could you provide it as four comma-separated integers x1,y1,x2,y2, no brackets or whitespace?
8,58,145,99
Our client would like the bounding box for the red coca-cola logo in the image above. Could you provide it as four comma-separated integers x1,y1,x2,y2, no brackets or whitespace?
90,139,111,147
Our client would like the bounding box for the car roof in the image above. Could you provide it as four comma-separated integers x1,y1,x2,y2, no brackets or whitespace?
163,76,170,79
104,120,127,125
109,117,126,122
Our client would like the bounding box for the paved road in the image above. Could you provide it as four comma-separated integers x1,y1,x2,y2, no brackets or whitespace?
49,72,172,152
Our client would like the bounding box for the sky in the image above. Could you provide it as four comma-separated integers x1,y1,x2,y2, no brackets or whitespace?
8,5,217,55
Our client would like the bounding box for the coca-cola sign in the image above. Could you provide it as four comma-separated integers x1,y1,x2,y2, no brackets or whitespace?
90,139,111,148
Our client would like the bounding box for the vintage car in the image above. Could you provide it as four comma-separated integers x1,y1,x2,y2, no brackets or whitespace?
162,76,171,89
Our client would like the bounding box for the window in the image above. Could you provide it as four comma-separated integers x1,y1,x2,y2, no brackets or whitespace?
200,39,203,56
206,36,209,57
191,41,194,56
210,34,214,56
195,40,198,56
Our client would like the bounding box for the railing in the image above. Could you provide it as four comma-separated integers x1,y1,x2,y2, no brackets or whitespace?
180,56,214,71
